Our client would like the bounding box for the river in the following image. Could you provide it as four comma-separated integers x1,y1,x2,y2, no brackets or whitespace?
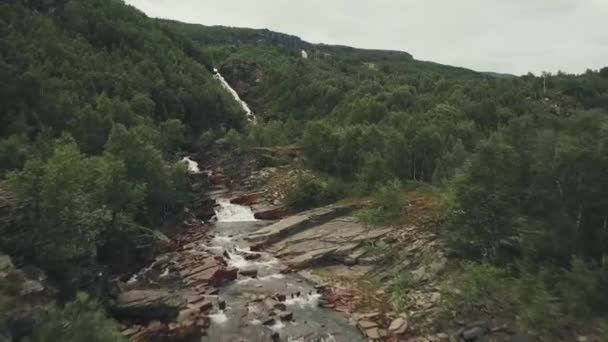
200,201,365,342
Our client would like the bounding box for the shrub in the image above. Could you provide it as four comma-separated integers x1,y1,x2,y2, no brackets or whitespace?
357,179,403,225
26,293,124,342
285,175,344,210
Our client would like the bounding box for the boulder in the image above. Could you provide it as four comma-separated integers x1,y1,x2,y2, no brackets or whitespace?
240,269,258,278
231,192,262,206
111,290,186,321
252,206,289,220
388,317,408,335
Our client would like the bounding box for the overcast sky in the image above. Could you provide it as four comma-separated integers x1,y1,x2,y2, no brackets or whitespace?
125,0,608,75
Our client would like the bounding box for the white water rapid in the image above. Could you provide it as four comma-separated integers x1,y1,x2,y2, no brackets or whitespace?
213,68,256,122
214,199,257,222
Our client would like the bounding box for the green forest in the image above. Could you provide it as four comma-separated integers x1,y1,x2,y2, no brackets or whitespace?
1,0,608,340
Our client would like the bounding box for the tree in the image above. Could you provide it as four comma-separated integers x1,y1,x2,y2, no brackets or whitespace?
26,293,125,342
445,134,523,259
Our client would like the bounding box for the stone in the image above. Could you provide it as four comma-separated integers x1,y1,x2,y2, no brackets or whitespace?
365,327,381,340
357,320,378,331
244,253,262,261
437,332,449,341
151,230,174,253
264,298,278,311
240,269,258,278
0,254,14,275
388,317,408,335
187,300,212,312
218,298,226,310
274,302,287,311
247,205,352,246
275,294,286,302
279,311,293,321
111,290,186,320
231,192,262,206
263,318,276,326
462,326,486,341
120,327,141,337
19,280,44,295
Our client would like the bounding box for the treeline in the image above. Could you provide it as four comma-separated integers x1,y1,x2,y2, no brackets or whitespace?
0,0,245,280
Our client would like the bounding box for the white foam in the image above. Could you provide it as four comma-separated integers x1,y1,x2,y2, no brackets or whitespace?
250,319,262,326
285,293,321,308
180,157,201,174
214,200,257,222
209,312,228,325
270,320,285,332
159,268,170,278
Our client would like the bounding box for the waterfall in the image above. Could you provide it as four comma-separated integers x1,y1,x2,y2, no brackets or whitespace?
213,68,256,122
180,156,201,174
214,199,257,222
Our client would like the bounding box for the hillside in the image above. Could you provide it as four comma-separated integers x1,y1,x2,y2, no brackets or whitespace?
1,0,608,341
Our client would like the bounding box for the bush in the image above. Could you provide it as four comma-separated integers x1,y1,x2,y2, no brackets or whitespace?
357,179,403,225
26,293,124,342
443,259,608,335
285,175,344,210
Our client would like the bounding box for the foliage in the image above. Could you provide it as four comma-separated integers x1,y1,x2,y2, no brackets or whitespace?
285,175,344,210
357,180,403,225
442,259,608,334
26,293,124,342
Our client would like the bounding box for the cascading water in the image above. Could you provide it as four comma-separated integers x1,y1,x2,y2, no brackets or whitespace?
213,68,256,122
180,156,201,174
214,199,257,222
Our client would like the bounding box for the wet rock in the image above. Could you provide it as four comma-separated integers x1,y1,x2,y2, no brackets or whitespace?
252,206,288,220
274,302,287,311
279,311,293,321
111,290,186,320
263,318,276,326
388,317,408,335
244,253,262,261
240,269,258,278
264,298,278,311
274,294,286,302
218,298,226,310
223,250,231,260
231,192,262,206
357,320,378,332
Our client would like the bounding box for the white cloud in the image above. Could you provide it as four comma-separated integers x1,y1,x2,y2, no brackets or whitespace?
125,0,608,75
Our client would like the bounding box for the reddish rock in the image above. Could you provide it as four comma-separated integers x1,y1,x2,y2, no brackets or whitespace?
253,206,289,220
185,265,237,287
231,192,262,206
